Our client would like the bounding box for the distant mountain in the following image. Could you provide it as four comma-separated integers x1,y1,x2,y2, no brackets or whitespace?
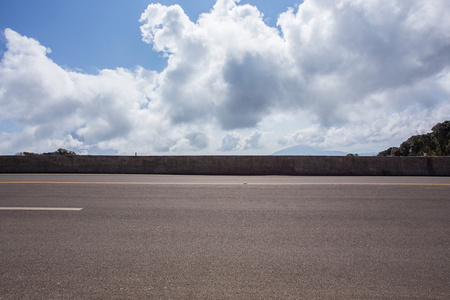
272,145,348,156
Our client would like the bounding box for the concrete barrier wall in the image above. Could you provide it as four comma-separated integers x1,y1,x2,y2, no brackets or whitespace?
1,155,450,176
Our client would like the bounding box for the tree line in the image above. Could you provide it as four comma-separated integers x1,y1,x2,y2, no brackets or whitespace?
378,121,450,156
18,148,77,156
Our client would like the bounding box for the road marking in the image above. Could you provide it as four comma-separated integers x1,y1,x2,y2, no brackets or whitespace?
0,181,449,186
0,207,83,211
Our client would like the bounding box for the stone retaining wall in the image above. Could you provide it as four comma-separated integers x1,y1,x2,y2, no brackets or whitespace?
1,155,449,176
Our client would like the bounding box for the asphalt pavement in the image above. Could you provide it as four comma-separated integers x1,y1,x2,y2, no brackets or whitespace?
1,174,449,299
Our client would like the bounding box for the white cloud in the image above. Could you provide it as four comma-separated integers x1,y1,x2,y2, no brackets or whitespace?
219,130,263,152
1,0,449,155
0,29,160,154
219,132,242,151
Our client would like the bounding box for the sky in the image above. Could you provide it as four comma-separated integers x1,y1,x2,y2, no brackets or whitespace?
0,0,449,155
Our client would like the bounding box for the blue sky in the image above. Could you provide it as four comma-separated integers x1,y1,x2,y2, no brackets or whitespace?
0,0,449,155
0,0,300,73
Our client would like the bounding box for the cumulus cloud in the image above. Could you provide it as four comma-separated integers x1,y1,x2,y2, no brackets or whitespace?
139,0,450,133
1,0,449,154
219,132,242,151
219,131,263,152
0,29,159,154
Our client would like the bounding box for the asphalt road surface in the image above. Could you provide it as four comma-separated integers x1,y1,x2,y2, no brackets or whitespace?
1,174,449,299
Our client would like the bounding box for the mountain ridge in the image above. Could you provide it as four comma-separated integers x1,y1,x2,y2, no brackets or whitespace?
272,144,375,156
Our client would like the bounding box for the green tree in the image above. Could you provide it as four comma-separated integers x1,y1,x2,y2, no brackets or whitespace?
377,121,450,156
431,121,450,156
55,148,76,155
346,153,359,156
42,148,77,155
378,147,401,156
400,134,436,156
22,152,39,156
